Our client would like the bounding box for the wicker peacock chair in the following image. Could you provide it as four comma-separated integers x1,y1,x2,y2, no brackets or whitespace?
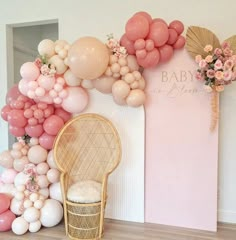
53,113,121,240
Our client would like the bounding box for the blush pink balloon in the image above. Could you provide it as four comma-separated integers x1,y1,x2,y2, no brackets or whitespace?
38,75,56,91
173,35,186,49
5,85,21,105
7,109,27,128
61,87,89,114
133,11,152,24
0,210,16,232
25,124,44,138
167,29,178,45
159,45,174,63
1,169,17,184
125,15,149,41
20,62,40,81
169,20,184,35
54,108,71,123
120,34,135,55
18,79,30,96
9,125,25,137
1,105,12,121
148,21,169,47
137,48,160,68
43,115,64,135
0,194,11,214
0,151,14,169
39,133,56,150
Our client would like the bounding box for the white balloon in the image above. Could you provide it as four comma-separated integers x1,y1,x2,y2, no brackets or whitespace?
28,145,48,164
37,175,50,188
38,188,49,198
38,39,55,58
81,79,94,89
14,172,28,187
10,198,24,215
64,69,82,87
12,217,29,235
47,150,58,169
49,182,63,203
47,169,60,183
40,199,63,227
24,207,40,223
34,199,44,209
0,183,16,197
29,220,42,233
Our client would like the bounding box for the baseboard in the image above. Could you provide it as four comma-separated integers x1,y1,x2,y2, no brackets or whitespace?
218,210,236,223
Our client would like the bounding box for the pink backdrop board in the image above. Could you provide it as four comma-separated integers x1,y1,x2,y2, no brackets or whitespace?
144,49,218,231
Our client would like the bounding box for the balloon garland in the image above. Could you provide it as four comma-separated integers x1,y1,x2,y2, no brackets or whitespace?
0,11,185,235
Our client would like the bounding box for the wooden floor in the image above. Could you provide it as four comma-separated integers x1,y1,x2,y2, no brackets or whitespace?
1,219,236,240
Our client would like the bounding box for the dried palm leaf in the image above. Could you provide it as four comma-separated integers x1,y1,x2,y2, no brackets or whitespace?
224,35,236,54
186,26,220,59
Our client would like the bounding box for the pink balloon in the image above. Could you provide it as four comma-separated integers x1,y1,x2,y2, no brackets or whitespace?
20,62,40,81
125,15,150,41
148,21,169,47
28,117,38,126
120,34,135,55
11,100,24,110
7,109,27,128
39,133,56,150
0,210,16,232
24,109,33,118
137,48,160,68
0,194,11,214
169,20,184,35
136,49,147,59
1,169,17,184
145,39,155,51
5,85,21,105
134,39,146,50
1,105,12,121
43,115,64,135
152,18,168,26
9,125,25,137
18,79,30,96
173,36,186,49
0,151,14,169
54,108,71,123
34,109,44,119
35,95,53,104
159,45,174,63
61,87,89,114
134,11,152,24
25,124,44,138
38,75,56,91
167,29,178,45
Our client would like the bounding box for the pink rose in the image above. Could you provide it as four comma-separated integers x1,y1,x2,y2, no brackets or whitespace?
221,42,230,49
216,85,224,92
223,70,233,81
206,69,215,78
224,59,234,70
214,48,222,56
195,72,204,81
214,59,223,70
205,55,213,63
195,54,202,63
204,44,213,52
199,59,207,68
223,48,233,57
215,71,224,80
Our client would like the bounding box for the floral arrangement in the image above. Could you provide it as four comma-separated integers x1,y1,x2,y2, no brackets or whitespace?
195,42,236,92
23,164,39,192
106,33,127,58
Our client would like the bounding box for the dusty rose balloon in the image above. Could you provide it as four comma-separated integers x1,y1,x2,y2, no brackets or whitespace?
68,37,109,80
25,124,44,138
7,109,27,128
38,75,55,91
93,76,116,94
125,15,149,41
28,145,48,164
148,21,169,47
61,87,88,114
13,156,29,172
134,39,146,50
54,108,71,123
11,100,24,110
134,11,152,24
20,62,40,81
112,80,130,99
169,20,184,35
6,85,21,104
1,105,12,121
159,45,174,63
152,18,168,26
167,29,178,45
43,115,64,135
137,48,160,68
0,210,16,232
9,125,25,137
0,193,11,214
39,133,55,150
136,49,147,59
1,169,17,184
120,34,135,55
18,79,30,95
126,89,146,107
0,151,14,169
173,35,186,49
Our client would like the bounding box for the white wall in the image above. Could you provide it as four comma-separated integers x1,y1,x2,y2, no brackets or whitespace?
0,0,236,224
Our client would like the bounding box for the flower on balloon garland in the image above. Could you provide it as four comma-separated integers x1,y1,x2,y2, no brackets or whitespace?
34,56,57,77
195,42,236,92
23,164,39,192
17,134,31,145
106,33,127,58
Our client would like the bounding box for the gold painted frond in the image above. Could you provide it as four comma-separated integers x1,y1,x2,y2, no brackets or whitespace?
186,26,220,59
224,35,236,54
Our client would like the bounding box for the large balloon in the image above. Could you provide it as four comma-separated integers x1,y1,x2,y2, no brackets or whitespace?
20,62,40,81
6,85,21,104
0,210,16,232
43,115,64,135
0,193,11,214
39,133,56,150
120,34,135,55
61,87,88,114
7,110,27,128
137,48,160,68
1,105,12,121
93,76,116,94
68,37,109,80
0,151,14,169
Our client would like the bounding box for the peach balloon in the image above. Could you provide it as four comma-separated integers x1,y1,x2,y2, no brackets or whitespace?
37,175,50,189
38,39,55,58
112,80,130,99
0,151,14,169
47,150,58,169
126,55,139,71
94,76,116,94
49,55,68,75
64,69,82,87
13,156,29,172
126,89,145,107
36,162,49,175
68,37,109,80
28,145,48,164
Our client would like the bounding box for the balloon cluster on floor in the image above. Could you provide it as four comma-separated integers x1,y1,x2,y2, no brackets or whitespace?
0,11,185,235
